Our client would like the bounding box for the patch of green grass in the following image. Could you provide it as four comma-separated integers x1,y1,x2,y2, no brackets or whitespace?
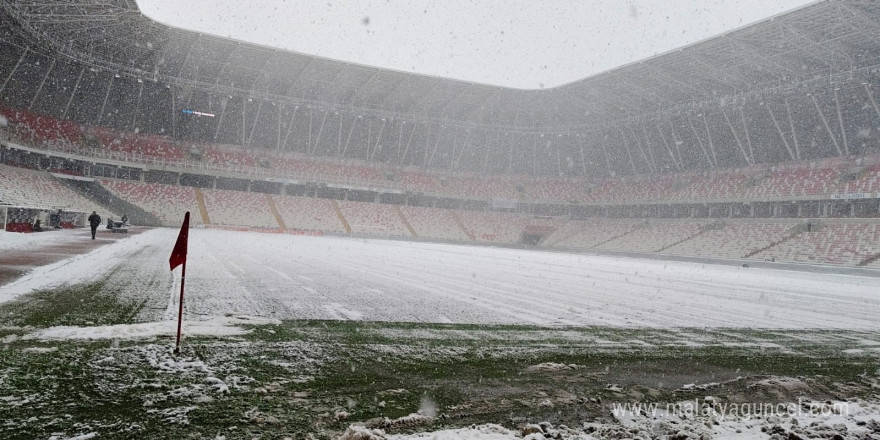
2,315,879,439
0,344,159,438
0,278,147,328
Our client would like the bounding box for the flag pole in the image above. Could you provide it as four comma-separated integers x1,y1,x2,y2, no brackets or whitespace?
175,259,186,354
169,211,190,355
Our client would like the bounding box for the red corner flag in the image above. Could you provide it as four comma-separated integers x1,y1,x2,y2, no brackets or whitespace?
170,212,190,354
169,211,190,270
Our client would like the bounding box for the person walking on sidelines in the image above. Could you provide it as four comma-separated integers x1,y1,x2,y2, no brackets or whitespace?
88,211,101,240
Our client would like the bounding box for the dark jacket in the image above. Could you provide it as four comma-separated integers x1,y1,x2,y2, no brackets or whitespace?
88,213,101,227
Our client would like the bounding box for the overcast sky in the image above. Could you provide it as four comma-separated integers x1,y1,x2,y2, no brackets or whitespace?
136,0,815,90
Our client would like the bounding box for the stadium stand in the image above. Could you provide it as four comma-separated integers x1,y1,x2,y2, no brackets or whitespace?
398,170,442,194
273,157,387,186
441,176,519,200
662,220,799,259
1,0,880,296
456,211,530,244
101,180,201,227
2,1,880,269
92,127,184,161
8,103,880,207
0,107,83,152
584,176,677,204
0,164,113,219
522,177,588,202
399,205,472,241
543,219,641,249
742,165,842,199
864,255,880,268
596,220,706,253
272,195,347,233
336,200,412,237
201,189,278,229
4,151,880,269
751,221,880,266
668,170,750,202
838,163,880,195
203,145,256,168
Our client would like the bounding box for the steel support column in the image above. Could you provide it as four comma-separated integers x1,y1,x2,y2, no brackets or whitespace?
342,115,358,158
811,94,842,156
171,87,177,139
370,118,386,160
247,100,263,147
394,121,404,163
721,109,751,165
833,88,850,156
132,80,144,131
642,125,661,171
579,135,588,176
620,131,638,174
509,133,515,174
668,122,685,170
241,97,247,146
656,123,681,171
97,75,114,125
784,100,802,160
62,66,84,118
739,107,755,163
337,112,344,155
213,97,227,141
601,138,612,176
687,117,714,168
276,104,282,150
400,122,416,165
533,134,539,176
863,84,880,118
555,136,563,177
701,114,719,168
428,126,445,168
766,105,796,161
628,128,653,173
0,48,27,96
312,110,329,155
280,105,300,151
453,129,471,170
307,108,313,153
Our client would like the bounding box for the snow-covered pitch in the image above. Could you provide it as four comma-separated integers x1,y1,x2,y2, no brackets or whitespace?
1,228,877,329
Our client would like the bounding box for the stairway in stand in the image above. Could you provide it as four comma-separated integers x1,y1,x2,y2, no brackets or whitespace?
743,224,803,258
331,200,351,234
394,205,418,237
266,195,287,229
194,188,212,225
450,212,475,241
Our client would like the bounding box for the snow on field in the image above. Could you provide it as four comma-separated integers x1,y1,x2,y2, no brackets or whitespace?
342,397,880,440
25,315,280,341
341,424,533,440
0,228,102,253
3,228,880,329
0,228,169,303
0,230,57,251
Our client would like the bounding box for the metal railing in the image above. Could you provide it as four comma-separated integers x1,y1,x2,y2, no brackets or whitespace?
7,135,406,191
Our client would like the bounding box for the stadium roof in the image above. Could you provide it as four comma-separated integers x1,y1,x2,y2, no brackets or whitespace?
2,0,880,131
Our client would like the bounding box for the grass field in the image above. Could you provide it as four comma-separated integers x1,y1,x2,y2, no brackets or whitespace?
1,230,879,439
1,279,879,439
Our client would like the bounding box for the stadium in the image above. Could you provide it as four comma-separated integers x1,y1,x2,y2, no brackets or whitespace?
1,0,880,439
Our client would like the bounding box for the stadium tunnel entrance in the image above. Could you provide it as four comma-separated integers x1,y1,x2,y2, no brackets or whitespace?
520,224,556,245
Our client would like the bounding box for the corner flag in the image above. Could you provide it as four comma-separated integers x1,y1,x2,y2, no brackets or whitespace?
170,212,190,354
169,212,190,270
